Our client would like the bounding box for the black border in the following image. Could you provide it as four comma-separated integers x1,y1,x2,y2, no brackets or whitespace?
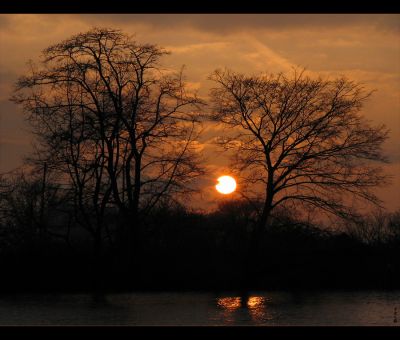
0,326,400,340
1,1,399,338
0,1,399,13
0,326,400,338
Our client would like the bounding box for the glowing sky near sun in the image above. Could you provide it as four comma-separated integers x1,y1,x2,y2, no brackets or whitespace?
0,14,399,211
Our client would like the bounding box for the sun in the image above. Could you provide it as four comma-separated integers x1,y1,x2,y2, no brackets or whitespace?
216,176,237,195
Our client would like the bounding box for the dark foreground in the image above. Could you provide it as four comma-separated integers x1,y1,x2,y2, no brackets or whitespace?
0,290,399,326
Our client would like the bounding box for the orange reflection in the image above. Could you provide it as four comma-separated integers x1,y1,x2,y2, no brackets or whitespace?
216,295,274,324
247,296,265,308
248,296,267,322
217,297,241,310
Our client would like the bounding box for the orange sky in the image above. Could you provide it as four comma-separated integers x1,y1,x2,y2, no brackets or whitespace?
0,14,399,212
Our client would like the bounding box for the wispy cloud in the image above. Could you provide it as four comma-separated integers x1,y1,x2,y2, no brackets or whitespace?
0,14,398,210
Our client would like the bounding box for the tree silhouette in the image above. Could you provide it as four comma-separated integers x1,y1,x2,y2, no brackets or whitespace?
11,28,204,275
0,169,72,247
209,68,389,238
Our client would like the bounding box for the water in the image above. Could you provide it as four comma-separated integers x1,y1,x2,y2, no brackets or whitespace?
0,290,399,326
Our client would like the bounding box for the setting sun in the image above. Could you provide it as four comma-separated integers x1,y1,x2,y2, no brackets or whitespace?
215,176,237,195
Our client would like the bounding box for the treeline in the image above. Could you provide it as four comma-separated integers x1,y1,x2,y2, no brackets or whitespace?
0,171,399,292
0,27,397,293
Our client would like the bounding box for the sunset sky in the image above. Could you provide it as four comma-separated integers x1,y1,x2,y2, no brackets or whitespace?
0,14,399,212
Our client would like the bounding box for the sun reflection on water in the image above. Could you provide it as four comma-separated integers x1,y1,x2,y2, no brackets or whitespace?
215,295,274,325
247,296,265,308
217,297,242,310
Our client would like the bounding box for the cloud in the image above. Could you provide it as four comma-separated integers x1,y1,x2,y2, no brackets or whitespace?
0,14,398,211
71,14,400,35
0,15,11,29
166,42,231,54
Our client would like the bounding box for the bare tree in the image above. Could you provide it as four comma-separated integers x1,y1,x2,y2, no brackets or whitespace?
345,209,400,245
209,68,389,238
0,168,72,248
11,28,204,269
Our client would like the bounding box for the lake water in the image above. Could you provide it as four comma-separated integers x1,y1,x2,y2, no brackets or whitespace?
0,290,399,326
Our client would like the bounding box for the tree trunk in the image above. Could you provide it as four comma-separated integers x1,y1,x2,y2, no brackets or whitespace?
259,171,274,231
127,156,142,283
92,232,103,293
119,209,140,287
39,161,47,236
239,193,273,291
